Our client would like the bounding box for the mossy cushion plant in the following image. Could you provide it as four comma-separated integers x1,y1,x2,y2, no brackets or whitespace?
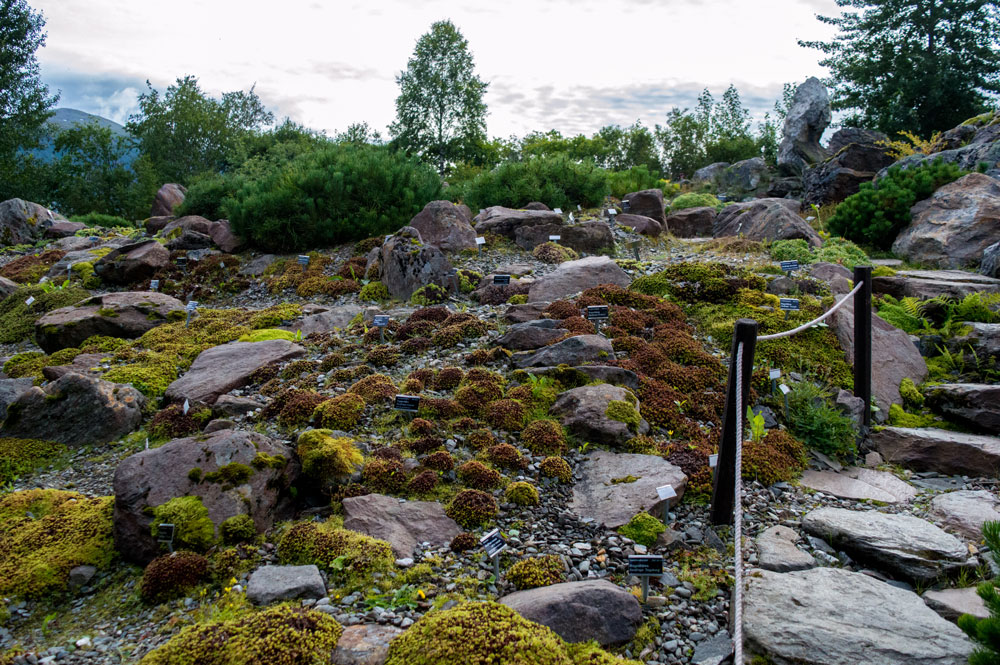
139,605,344,665
313,393,366,430
139,550,209,603
296,429,363,482
539,457,572,483
0,437,67,484
618,512,666,547
0,489,115,599
445,489,498,528
507,555,565,590
384,601,643,665
504,481,540,506
0,284,91,344
277,521,394,587
669,192,723,213
150,496,216,553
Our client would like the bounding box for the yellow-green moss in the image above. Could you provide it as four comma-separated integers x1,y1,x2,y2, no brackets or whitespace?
297,430,363,481
0,437,67,483
539,457,572,483
277,521,394,588
0,490,114,599
618,512,665,547
139,605,343,665
150,496,216,553
888,403,938,428
359,281,390,302
0,284,90,344
202,463,254,488
220,514,258,545
313,393,367,430
504,481,540,506
237,328,298,343
899,377,924,409
507,555,565,590
605,400,641,432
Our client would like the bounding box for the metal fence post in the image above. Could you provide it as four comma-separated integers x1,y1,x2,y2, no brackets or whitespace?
853,266,872,430
711,318,758,526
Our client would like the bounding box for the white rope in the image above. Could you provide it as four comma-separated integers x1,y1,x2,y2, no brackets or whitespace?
733,341,744,665
756,281,864,341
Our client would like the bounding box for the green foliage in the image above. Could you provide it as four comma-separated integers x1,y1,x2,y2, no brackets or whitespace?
411,283,450,306
389,20,489,175
0,0,59,202
359,281,390,302
220,515,257,545
296,430,363,481
139,605,343,665
0,490,114,599
618,512,666,547
958,520,1000,665
669,192,723,213
770,239,814,264
539,456,573,483
126,75,274,184
69,212,134,228
504,481,540,506
606,165,674,198
457,155,610,211
746,406,766,442
899,377,924,409
150,496,216,553
0,437,66,484
237,328,297,343
814,237,870,269
800,1,1000,137
277,521,394,586
507,555,565,590
385,601,642,665
888,403,938,427
223,142,442,251
828,159,965,248
786,382,857,459
742,429,807,485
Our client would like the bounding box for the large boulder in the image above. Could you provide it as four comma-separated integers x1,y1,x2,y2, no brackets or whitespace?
744,567,972,665
407,200,477,252
247,565,325,605
151,183,186,217
801,507,976,582
616,213,662,237
512,334,613,368
929,490,1000,540
473,206,563,239
0,275,18,298
514,221,614,253
714,199,822,246
207,219,244,253
550,383,649,447
925,383,1000,434
0,198,58,246
527,256,631,302
893,173,1000,269
803,130,894,206
161,215,213,237
828,296,928,414
500,580,642,647
285,304,364,336
664,207,715,237
569,449,686,528
366,226,454,301
777,77,831,176
621,189,666,226
717,157,770,198
0,373,144,447
798,468,916,504
113,429,298,564
953,322,1000,361
982,241,1000,277
691,162,729,185
94,239,170,285
43,220,87,239
164,339,305,406
0,377,33,421
341,493,462,558
497,320,569,351
35,291,185,353
872,427,1000,477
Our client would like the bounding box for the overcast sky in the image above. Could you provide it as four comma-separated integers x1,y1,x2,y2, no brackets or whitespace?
34,0,841,139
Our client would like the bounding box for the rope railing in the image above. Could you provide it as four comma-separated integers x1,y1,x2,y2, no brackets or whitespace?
712,266,873,665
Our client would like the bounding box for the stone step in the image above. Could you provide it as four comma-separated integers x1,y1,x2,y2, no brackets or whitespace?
871,426,1000,477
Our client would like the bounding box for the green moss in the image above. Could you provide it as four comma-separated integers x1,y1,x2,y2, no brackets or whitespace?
505,481,540,506
521,419,567,456
0,437,67,484
445,489,498,528
509,294,528,305
532,242,578,264
605,400,641,432
203,462,255,488
507,554,565,590
0,284,90,344
220,514,258,545
313,393,367,430
628,616,661,654
139,605,343,665
277,521,394,589
359,281,390,302
669,192,723,213
140,550,209,603
899,377,924,409
96,307,119,318
618,512,665,547
297,430,363,481
540,456,573,483
0,490,114,599
411,284,449,306
888,403,938,427
237,328,298,343
188,467,203,483
610,475,639,484
150,496,216,553
742,429,807,485
251,452,287,470
385,601,641,665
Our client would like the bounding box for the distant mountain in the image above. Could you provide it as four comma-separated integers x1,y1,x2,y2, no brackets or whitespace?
29,108,134,164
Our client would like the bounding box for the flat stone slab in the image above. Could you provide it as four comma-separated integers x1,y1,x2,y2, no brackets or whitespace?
799,468,917,503
247,565,325,605
500,579,642,646
569,449,686,528
755,525,815,572
872,427,1000,477
342,493,462,558
802,507,976,582
923,587,989,622
512,334,613,368
332,624,404,665
745,567,972,665
874,270,1000,299
929,490,1000,540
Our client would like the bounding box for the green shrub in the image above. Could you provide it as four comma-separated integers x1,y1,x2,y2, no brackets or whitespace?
0,490,115,598
828,159,965,248
618,512,665,546
606,166,677,199
223,143,442,251
770,239,814,264
814,237,870,269
958,520,1000,664
786,382,857,459
150,496,216,553
69,212,134,228
507,554,565,589
457,155,609,211
669,192,723,213
139,605,343,665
